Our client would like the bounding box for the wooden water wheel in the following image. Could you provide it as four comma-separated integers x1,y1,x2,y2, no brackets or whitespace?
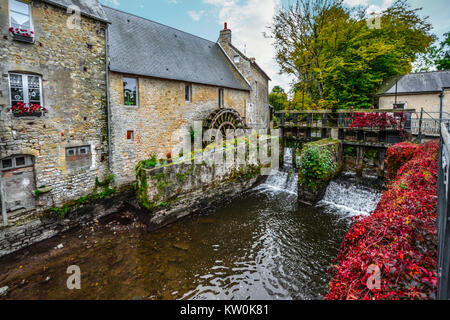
203,109,246,143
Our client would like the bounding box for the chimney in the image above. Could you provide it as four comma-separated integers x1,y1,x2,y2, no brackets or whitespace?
218,22,232,46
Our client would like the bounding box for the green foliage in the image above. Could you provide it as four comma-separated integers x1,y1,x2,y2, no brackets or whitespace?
269,86,289,112
364,148,378,161
344,146,356,158
270,0,434,109
299,144,337,189
95,174,115,188
415,31,450,71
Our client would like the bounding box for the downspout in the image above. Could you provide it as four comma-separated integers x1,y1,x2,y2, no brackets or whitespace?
440,88,444,124
0,174,7,226
105,24,112,172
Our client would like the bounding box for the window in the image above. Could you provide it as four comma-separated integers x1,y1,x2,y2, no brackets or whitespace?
1,155,33,171
127,130,134,140
393,103,405,109
66,146,91,158
123,77,138,106
66,146,92,170
9,73,43,111
9,0,34,40
233,55,240,64
219,88,224,108
185,84,192,102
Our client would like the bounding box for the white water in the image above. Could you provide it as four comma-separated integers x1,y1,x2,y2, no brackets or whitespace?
257,148,298,195
317,180,382,218
256,148,382,218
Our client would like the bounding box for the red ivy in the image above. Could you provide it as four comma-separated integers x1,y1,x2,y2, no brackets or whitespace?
385,142,421,180
326,140,439,300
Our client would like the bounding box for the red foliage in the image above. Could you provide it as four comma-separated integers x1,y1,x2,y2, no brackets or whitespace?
349,112,403,130
9,27,34,38
326,140,439,300
385,142,421,180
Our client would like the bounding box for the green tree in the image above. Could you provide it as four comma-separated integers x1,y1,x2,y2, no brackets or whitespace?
269,86,288,111
269,0,434,109
435,32,450,70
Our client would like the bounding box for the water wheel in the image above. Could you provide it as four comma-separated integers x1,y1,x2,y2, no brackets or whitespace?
203,109,246,143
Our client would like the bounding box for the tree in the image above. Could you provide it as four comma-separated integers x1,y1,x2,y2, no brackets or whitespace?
269,0,434,109
435,32,450,70
269,86,288,111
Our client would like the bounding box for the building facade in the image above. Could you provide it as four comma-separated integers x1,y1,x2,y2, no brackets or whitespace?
378,71,450,136
0,0,109,222
0,1,271,220
104,7,271,184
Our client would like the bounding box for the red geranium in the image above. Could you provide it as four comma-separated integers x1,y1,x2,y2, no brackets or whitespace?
11,102,47,115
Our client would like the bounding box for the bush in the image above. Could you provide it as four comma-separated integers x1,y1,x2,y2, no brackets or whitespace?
299,144,337,189
326,140,439,300
385,142,420,180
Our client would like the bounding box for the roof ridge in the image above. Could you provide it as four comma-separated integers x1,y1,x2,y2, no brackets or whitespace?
101,5,217,46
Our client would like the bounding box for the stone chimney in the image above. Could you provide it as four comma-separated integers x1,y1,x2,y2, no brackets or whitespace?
218,22,232,47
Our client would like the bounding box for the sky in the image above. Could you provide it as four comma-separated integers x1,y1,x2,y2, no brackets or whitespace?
100,0,450,92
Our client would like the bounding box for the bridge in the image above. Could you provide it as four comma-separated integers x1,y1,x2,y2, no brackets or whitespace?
275,109,416,173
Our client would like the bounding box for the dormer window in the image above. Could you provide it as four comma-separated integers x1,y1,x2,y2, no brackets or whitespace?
8,0,34,43
233,55,240,64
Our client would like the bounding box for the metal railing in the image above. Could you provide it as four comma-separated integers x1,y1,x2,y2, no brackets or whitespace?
438,121,450,300
416,109,450,142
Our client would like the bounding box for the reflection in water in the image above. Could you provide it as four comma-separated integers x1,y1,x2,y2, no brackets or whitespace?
0,167,378,300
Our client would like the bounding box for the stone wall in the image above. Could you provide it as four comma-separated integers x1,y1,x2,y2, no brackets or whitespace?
109,71,250,184
0,190,132,258
135,144,269,231
218,29,270,129
0,0,108,221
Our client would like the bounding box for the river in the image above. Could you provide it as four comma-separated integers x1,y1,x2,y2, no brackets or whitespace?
0,154,382,300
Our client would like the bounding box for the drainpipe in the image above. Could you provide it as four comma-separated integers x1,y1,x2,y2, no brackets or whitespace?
105,24,112,172
0,174,7,226
440,89,444,124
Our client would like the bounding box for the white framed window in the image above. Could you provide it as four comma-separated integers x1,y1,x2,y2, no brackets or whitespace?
66,146,91,158
9,0,34,35
123,77,138,106
1,155,34,171
233,55,240,64
9,73,43,107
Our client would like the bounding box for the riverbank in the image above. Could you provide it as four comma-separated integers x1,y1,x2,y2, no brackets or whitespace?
327,140,439,300
0,177,357,300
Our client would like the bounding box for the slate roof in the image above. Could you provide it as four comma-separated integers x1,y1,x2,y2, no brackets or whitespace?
378,71,450,95
42,0,108,22
103,6,251,91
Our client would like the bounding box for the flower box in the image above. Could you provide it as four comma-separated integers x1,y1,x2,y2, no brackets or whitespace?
9,27,34,43
11,103,47,118
13,111,43,118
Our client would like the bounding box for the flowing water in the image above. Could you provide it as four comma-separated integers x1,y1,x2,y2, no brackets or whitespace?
0,151,382,300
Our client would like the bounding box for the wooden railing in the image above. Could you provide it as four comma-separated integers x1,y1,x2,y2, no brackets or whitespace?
275,109,415,147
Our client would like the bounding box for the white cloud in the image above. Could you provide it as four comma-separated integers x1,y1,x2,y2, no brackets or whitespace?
103,0,120,6
343,0,369,6
188,10,205,21
203,0,293,91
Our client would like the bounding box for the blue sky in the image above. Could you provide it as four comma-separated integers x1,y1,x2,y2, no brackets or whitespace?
100,0,450,91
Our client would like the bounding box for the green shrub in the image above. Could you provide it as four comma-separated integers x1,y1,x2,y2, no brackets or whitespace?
299,145,337,189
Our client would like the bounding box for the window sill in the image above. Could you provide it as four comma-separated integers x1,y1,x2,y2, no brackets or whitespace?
11,34,35,44
12,112,45,119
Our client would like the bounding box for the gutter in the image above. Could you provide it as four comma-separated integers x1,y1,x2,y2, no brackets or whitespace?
105,25,112,172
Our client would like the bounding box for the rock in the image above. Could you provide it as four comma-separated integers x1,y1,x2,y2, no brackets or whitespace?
0,286,9,297
172,243,189,251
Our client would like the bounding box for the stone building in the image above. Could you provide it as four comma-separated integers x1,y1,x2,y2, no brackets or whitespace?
378,71,450,136
0,0,109,222
103,7,271,184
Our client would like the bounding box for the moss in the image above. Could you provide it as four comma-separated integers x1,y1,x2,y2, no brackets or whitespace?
135,161,151,210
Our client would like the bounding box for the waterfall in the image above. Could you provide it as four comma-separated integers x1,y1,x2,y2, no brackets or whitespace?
257,148,298,195
317,176,382,217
